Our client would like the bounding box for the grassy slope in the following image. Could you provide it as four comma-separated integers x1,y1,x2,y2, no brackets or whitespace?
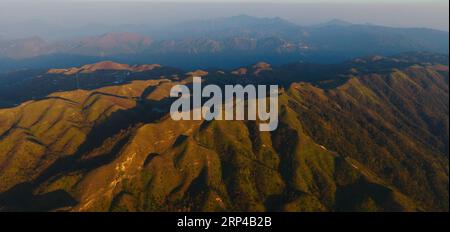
0,80,163,193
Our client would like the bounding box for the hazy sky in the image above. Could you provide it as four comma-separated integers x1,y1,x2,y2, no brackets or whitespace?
0,0,448,39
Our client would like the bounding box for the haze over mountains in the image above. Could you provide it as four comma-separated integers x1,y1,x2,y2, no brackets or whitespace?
1,1,448,36
0,15,448,72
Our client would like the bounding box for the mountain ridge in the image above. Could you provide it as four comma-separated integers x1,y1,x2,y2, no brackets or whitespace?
0,52,448,211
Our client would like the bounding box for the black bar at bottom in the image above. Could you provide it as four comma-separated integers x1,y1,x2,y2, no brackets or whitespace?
0,212,447,231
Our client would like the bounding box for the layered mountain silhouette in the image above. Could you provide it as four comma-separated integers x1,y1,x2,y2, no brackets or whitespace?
0,33,153,59
0,16,448,72
0,52,447,211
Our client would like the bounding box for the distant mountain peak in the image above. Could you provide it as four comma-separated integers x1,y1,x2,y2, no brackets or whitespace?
228,14,287,22
80,61,131,72
198,14,297,29
98,32,151,41
228,14,258,20
318,19,353,27
252,62,272,75
82,32,152,46
252,62,271,69
231,67,248,76
47,61,161,75
62,32,153,56
186,70,209,77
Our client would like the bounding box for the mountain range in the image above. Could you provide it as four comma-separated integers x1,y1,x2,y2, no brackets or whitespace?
0,52,448,211
0,16,448,72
